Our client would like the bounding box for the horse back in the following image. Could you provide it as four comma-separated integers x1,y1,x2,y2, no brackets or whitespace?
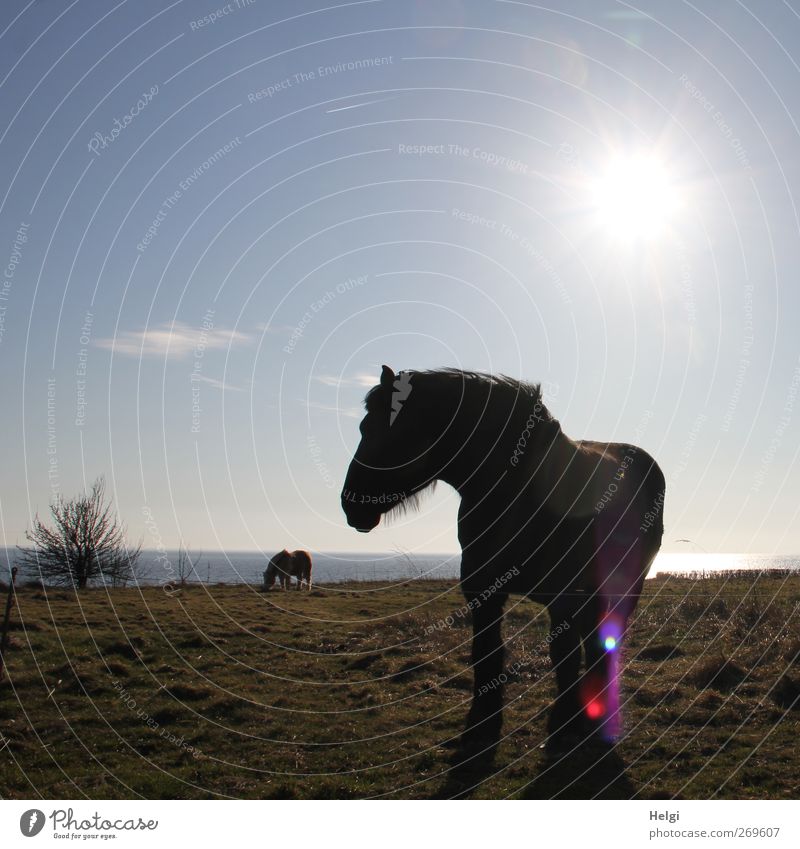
536,437,660,520
291,550,312,577
539,439,664,599
576,440,665,531
458,437,665,599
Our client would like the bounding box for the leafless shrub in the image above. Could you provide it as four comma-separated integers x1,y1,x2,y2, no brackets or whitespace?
176,543,203,586
16,477,142,589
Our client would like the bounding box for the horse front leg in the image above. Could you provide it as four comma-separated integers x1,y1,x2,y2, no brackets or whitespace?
464,593,507,741
546,597,584,747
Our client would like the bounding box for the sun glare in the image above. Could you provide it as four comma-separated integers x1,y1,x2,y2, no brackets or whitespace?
591,153,680,241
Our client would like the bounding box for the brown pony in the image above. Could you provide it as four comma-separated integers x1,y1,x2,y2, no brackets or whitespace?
263,549,312,591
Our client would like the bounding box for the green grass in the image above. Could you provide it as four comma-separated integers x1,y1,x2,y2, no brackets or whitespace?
1,571,798,799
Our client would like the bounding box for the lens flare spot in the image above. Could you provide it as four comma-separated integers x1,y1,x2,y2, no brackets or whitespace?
599,613,624,652
580,673,606,721
585,698,605,720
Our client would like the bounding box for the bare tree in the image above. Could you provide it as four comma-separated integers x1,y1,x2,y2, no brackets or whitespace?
17,477,142,589
176,542,202,586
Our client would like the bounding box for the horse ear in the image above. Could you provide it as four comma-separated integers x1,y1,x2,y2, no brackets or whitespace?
380,365,395,388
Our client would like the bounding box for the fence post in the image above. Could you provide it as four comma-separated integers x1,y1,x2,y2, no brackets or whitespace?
0,566,19,684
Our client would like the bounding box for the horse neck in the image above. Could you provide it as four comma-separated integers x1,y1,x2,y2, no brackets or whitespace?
421,379,561,499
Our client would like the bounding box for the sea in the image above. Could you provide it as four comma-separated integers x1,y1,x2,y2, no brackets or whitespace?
2,548,797,586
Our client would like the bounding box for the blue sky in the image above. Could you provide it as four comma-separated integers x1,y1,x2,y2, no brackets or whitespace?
1,0,800,555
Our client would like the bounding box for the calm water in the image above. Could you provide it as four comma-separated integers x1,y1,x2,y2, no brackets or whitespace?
3,548,796,586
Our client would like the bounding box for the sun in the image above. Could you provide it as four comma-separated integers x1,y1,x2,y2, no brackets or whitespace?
590,152,680,241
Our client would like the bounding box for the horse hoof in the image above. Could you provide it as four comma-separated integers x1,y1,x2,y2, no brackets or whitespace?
540,733,581,756
541,728,616,757
459,712,502,750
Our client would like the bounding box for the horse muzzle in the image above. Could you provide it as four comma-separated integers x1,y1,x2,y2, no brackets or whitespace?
345,510,381,533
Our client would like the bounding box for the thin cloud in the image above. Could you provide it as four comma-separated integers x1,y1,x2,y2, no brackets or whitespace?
314,373,376,389
95,321,252,359
190,374,247,392
255,321,294,334
325,96,397,114
299,399,362,418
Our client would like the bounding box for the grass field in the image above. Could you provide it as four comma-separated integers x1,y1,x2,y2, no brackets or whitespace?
1,570,798,799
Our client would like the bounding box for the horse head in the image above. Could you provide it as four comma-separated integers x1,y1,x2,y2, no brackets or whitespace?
341,365,435,533
263,549,291,589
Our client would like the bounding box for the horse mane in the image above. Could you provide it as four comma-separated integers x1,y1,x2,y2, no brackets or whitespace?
381,488,435,524
364,369,559,521
364,368,555,424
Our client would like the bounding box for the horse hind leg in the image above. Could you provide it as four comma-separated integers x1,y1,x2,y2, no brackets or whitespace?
575,593,617,742
579,547,649,743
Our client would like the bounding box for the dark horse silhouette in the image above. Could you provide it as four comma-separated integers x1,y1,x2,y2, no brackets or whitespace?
341,366,664,752
263,549,313,591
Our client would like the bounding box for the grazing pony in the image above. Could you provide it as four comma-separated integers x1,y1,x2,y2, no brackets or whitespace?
263,549,312,591
341,366,665,750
